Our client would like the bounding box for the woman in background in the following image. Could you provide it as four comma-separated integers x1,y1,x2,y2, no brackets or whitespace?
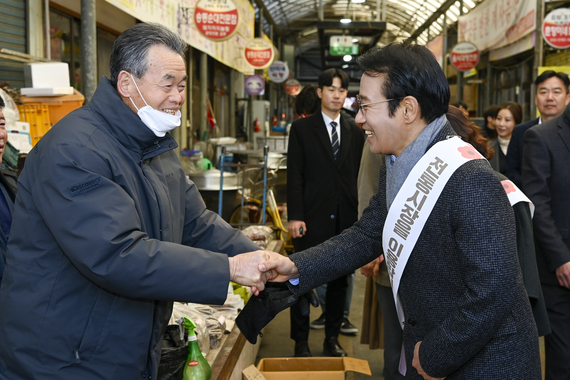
490,101,522,172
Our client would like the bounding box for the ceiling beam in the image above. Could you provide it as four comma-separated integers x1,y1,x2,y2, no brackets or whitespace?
253,0,284,39
405,0,457,42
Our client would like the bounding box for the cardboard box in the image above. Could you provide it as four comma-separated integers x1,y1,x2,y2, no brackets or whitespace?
256,357,371,380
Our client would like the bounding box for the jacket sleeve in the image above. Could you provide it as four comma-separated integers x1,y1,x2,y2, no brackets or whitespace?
522,126,570,271
287,121,305,221
288,185,386,295
180,178,260,257
31,143,256,305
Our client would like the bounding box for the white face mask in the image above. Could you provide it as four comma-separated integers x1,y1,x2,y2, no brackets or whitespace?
129,74,181,137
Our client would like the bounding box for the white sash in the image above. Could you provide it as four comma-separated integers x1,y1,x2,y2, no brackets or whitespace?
382,137,486,330
500,179,534,218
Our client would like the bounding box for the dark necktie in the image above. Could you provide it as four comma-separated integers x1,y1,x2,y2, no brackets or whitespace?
331,121,339,160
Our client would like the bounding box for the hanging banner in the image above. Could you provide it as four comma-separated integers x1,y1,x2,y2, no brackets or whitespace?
105,0,255,75
267,61,289,83
245,75,265,95
194,0,239,41
450,42,480,72
458,0,536,51
543,8,570,49
427,35,444,68
284,79,301,95
244,38,274,69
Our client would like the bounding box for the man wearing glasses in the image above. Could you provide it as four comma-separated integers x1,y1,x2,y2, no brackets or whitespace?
264,43,541,379
287,68,365,357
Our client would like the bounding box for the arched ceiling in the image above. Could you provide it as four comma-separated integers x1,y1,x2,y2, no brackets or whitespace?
254,0,484,62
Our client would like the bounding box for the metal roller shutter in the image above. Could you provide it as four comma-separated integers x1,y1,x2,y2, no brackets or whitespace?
0,0,27,88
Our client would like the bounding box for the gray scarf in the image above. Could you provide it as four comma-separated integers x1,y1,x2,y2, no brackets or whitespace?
385,114,447,209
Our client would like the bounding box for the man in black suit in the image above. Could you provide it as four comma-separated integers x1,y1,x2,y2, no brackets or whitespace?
503,70,569,187
287,68,364,357
523,103,570,379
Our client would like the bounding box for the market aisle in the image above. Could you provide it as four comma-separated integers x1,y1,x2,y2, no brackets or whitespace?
254,271,385,379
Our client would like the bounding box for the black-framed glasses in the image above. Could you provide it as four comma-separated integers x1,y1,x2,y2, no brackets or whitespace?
356,95,400,114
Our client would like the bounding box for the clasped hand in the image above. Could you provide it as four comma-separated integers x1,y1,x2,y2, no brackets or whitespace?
228,250,299,295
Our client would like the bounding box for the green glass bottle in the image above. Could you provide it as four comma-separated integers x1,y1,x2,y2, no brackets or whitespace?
181,317,212,380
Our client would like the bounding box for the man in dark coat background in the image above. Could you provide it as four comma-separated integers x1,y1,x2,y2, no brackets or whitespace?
523,102,570,379
287,68,364,357
503,70,569,187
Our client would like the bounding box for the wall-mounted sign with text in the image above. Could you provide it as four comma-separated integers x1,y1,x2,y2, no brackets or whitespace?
267,61,289,83
543,8,570,49
450,42,480,72
194,0,239,41
245,75,265,95
244,38,274,69
329,35,359,56
284,79,301,96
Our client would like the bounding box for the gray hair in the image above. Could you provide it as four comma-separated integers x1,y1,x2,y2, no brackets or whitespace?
109,22,187,88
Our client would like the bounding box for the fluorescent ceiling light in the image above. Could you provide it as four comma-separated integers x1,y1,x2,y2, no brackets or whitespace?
352,0,365,3
342,64,349,68
340,18,352,23
343,55,352,62
352,38,359,43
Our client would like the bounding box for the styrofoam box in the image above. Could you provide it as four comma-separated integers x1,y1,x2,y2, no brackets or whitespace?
24,62,71,89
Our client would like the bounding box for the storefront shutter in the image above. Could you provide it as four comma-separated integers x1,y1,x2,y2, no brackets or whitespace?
0,0,27,88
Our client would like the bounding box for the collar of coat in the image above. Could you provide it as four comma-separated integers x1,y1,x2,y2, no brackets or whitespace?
88,77,178,160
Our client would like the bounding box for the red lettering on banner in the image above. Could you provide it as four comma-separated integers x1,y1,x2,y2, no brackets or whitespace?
506,10,535,42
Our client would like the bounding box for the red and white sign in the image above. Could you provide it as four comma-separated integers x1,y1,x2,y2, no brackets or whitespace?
244,38,274,69
194,0,239,41
543,8,570,49
267,61,289,83
284,79,301,96
450,42,480,72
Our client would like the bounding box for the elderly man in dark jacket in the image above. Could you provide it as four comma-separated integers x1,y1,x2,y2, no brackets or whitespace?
261,43,541,379
0,23,271,380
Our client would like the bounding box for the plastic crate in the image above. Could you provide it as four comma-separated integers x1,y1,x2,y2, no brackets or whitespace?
19,89,85,125
17,104,51,146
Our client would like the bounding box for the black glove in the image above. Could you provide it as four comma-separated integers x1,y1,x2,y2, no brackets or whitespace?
236,282,319,344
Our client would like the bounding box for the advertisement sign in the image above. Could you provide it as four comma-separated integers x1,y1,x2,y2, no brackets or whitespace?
458,0,536,51
194,0,239,41
451,42,480,72
284,79,301,96
245,75,265,95
267,61,289,83
543,8,570,49
329,36,358,56
105,0,255,75
244,38,274,69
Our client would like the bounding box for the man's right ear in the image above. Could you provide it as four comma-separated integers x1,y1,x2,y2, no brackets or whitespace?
116,71,132,98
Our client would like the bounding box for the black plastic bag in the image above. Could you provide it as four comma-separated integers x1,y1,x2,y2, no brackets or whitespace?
157,325,188,380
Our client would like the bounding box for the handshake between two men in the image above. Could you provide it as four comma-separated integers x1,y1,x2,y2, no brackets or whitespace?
229,250,314,344
228,250,299,294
